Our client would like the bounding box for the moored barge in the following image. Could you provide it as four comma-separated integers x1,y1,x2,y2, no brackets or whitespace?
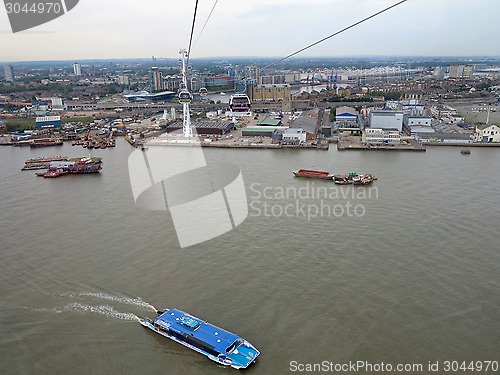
34,157,102,177
293,169,334,180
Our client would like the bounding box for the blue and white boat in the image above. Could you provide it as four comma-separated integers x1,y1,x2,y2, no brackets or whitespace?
140,308,260,369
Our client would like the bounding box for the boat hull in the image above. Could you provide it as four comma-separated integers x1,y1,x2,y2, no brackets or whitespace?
293,169,334,180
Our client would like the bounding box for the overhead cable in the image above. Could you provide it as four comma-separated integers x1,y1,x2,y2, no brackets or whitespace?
264,0,408,69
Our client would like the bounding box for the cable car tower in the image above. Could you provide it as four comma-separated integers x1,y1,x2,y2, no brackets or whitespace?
179,49,193,138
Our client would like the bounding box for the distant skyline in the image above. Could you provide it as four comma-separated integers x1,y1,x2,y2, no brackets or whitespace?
1,0,500,62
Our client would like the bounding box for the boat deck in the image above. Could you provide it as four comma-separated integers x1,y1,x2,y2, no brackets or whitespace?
155,309,239,355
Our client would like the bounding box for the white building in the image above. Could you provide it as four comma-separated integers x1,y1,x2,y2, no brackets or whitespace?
117,75,129,85
474,124,500,143
448,115,465,125
369,110,404,132
39,97,65,111
386,99,424,116
403,115,434,134
282,128,307,145
430,105,457,119
73,63,82,76
363,128,401,145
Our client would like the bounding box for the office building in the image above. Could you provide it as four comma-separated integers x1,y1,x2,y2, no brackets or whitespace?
4,65,15,82
150,67,162,92
73,63,82,76
449,64,474,79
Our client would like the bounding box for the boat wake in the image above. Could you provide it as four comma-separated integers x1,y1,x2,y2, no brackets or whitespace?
60,291,157,312
33,303,140,322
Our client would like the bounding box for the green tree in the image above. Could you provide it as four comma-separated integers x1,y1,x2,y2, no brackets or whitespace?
107,85,119,95
329,107,336,122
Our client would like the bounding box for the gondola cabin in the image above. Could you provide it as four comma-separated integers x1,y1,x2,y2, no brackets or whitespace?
179,90,193,104
229,93,251,112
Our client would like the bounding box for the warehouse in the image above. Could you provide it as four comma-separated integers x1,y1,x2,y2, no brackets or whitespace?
166,121,235,135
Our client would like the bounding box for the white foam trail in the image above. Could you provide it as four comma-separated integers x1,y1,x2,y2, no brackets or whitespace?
61,292,156,311
43,303,141,321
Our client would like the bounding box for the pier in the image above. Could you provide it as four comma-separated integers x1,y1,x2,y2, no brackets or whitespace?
337,136,426,152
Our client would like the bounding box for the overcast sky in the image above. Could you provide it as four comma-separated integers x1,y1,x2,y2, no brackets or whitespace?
1,0,499,62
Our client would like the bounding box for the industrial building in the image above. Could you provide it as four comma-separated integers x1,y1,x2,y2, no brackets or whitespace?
335,106,360,131
166,121,235,136
248,84,292,102
35,116,62,129
417,132,473,144
289,108,320,136
242,126,288,137
281,128,307,145
474,124,500,143
257,118,282,127
403,116,434,134
363,128,401,145
430,105,457,119
369,110,404,133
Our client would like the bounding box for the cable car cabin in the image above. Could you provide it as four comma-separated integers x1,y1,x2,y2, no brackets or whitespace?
229,94,251,112
179,90,193,104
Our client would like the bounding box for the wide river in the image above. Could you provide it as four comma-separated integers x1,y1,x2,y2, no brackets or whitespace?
1,139,499,374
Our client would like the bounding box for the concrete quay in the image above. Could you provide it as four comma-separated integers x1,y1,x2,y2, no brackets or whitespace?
337,137,426,152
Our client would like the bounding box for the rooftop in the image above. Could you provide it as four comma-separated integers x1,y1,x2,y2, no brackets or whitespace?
258,118,282,126
155,309,240,355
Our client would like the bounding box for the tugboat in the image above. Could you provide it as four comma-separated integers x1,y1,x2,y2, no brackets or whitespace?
333,175,351,185
334,172,377,185
293,169,334,180
140,308,260,369
43,169,68,178
351,174,375,185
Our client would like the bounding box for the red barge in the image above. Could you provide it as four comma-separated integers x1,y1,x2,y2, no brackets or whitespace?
293,169,334,180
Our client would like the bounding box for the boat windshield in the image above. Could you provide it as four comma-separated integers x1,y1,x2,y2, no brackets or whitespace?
226,339,243,354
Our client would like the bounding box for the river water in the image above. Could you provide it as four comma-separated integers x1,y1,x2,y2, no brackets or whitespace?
1,139,499,374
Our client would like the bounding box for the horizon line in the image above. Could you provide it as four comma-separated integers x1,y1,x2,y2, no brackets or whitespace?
2,55,500,65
